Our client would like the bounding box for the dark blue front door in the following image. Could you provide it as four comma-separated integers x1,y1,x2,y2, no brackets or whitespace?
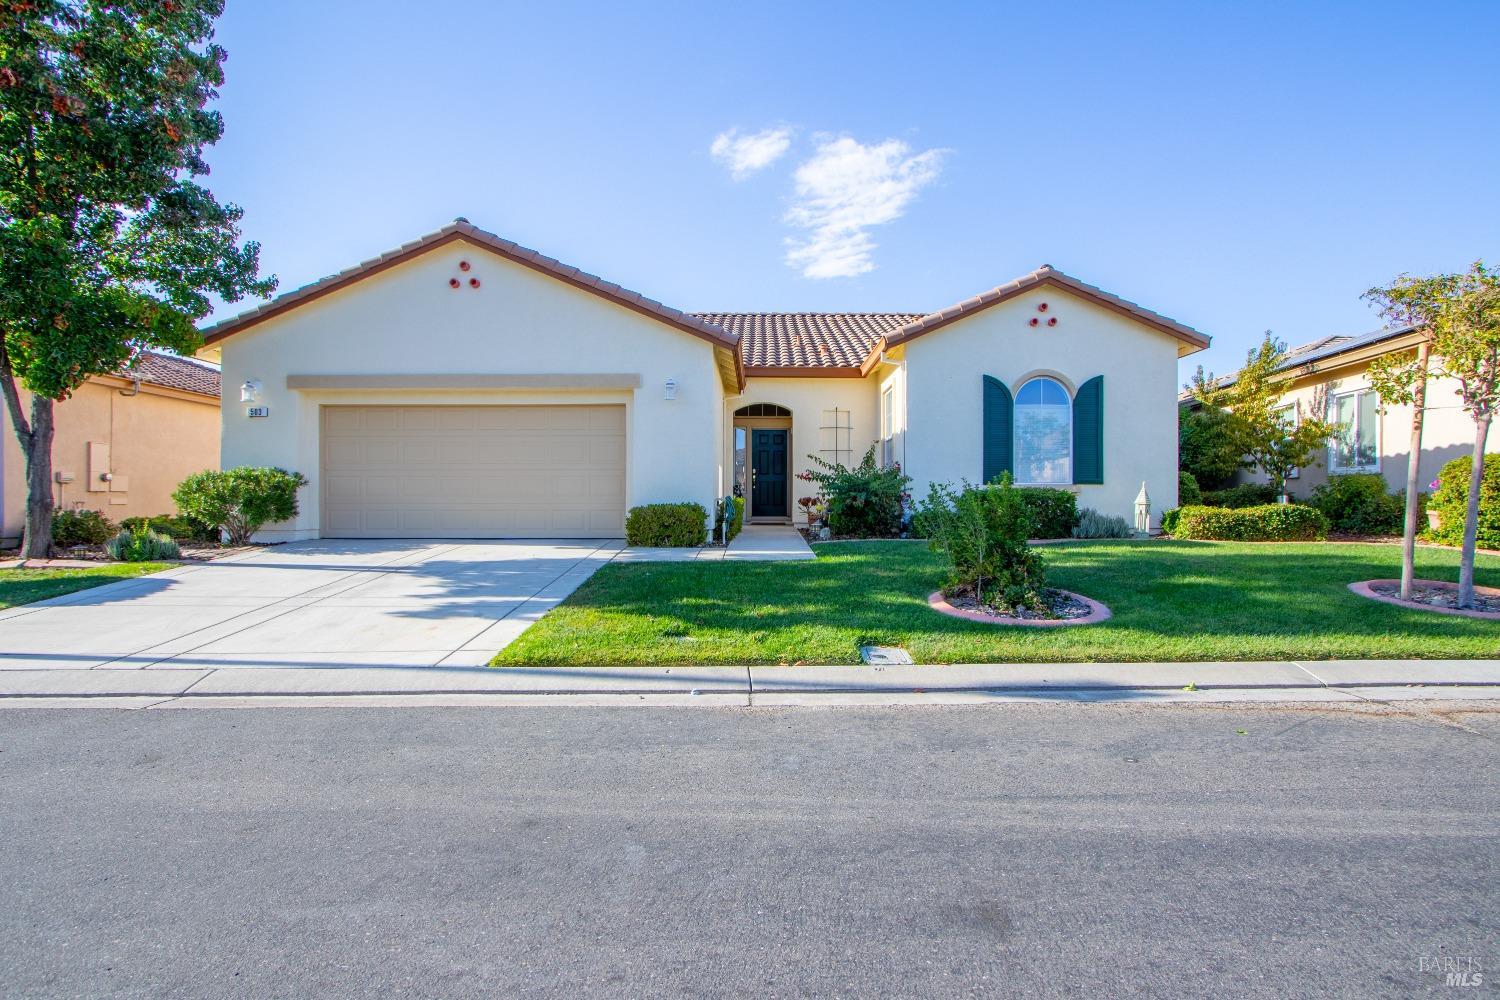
751,429,789,518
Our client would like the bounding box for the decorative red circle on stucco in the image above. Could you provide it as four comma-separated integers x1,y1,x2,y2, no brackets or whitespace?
449,278,460,288
459,260,471,271
1047,317,1058,327
469,278,480,288
1029,317,1039,327
1037,302,1049,312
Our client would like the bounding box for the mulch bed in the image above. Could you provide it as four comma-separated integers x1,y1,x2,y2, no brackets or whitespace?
0,543,255,566
946,588,1094,622
1368,581,1500,614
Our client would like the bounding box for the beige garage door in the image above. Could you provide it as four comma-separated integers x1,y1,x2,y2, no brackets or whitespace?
321,405,625,538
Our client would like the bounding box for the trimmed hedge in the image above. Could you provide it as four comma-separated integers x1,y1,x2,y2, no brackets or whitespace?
1160,508,1181,535
1308,473,1405,536
1201,483,1281,508
51,509,115,547
1427,454,1500,550
1171,503,1328,542
1019,487,1079,539
1178,471,1202,507
626,502,708,547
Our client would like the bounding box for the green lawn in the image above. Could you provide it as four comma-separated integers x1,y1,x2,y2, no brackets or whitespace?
0,563,171,610
493,540,1500,666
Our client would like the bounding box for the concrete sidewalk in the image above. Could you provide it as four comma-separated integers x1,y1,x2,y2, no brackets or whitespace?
1,659,1496,709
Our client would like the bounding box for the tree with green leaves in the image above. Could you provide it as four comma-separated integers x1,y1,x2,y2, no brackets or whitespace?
0,0,273,557
1189,332,1337,500
1179,403,1244,490
1362,272,1452,599
1364,261,1499,608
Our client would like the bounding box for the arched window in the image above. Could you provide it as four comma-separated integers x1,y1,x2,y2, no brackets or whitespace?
734,403,791,418
1014,377,1071,484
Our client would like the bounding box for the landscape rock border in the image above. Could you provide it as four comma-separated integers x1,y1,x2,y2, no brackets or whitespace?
928,589,1113,627
1348,579,1500,620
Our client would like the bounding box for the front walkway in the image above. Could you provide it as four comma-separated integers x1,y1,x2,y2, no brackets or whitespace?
613,524,815,563
0,539,622,672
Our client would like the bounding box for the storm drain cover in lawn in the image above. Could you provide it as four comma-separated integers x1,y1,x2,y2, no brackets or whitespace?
860,645,914,666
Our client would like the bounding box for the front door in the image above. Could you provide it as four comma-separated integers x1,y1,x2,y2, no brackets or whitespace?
750,429,789,518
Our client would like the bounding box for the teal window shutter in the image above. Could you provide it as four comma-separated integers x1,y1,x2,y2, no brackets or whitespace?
1073,375,1104,484
982,375,1013,483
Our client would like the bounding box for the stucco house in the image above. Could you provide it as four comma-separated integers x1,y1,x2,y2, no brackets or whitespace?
1186,326,1494,495
195,220,1209,541
1,352,222,545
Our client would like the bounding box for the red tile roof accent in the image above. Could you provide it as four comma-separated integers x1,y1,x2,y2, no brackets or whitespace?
117,351,221,398
693,313,922,370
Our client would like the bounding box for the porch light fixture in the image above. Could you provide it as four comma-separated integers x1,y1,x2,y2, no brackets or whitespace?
1134,481,1152,537
664,377,678,400
239,379,262,403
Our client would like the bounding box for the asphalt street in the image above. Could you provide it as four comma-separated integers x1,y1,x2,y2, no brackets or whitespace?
2,702,1496,998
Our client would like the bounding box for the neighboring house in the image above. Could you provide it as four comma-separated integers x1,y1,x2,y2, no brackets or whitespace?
195,220,1209,541
1182,327,1494,495
1,352,222,545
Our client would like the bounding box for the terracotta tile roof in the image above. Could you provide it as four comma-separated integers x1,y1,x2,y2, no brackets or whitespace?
199,220,741,360
693,313,922,370
117,351,221,398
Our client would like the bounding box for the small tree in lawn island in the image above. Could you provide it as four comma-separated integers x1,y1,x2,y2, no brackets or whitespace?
1188,332,1337,503
1365,262,1499,608
0,1,274,557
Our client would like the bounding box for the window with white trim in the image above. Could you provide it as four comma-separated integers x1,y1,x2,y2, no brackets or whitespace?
1329,389,1379,472
880,387,896,467
1014,377,1072,485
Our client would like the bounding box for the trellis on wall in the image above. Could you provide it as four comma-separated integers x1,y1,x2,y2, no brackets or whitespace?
820,407,852,467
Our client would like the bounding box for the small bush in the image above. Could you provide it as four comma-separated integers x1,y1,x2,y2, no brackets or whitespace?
916,475,1047,612
1160,508,1181,535
799,445,910,539
1072,507,1134,539
728,496,745,543
120,514,217,543
626,503,708,547
1427,454,1500,549
1018,487,1079,539
51,509,115,547
1201,483,1281,508
1308,473,1405,536
1178,471,1202,507
172,467,308,546
713,496,746,544
1172,503,1328,542
105,527,181,562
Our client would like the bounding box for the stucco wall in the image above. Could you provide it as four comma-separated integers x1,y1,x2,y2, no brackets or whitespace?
902,286,1183,527
1,379,220,544
214,240,725,540
1236,360,1493,497
726,376,880,523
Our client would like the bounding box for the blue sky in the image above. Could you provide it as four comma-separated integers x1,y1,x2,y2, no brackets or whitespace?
206,0,1498,381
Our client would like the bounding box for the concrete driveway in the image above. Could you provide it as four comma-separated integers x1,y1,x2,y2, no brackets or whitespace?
0,539,622,671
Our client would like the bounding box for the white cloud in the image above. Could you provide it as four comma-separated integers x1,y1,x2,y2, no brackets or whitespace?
710,127,794,179
783,136,949,279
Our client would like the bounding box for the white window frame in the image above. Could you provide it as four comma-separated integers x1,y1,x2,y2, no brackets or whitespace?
1328,388,1381,473
880,387,896,468
1013,376,1073,486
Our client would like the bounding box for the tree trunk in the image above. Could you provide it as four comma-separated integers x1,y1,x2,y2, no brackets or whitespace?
1457,412,1491,609
20,396,56,560
1399,342,1431,600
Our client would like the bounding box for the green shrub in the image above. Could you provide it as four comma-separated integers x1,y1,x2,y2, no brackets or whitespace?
801,445,910,538
1427,454,1500,549
1201,483,1281,508
172,467,308,546
1018,487,1079,539
1180,405,1244,490
51,508,115,547
915,475,1047,613
626,502,708,547
104,527,180,562
120,514,216,543
728,496,745,543
1308,473,1405,536
712,496,746,544
1072,507,1134,539
1178,471,1202,507
1160,508,1181,535
1172,503,1328,542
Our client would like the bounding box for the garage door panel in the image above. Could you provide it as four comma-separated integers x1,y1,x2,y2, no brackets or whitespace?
321,405,626,538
